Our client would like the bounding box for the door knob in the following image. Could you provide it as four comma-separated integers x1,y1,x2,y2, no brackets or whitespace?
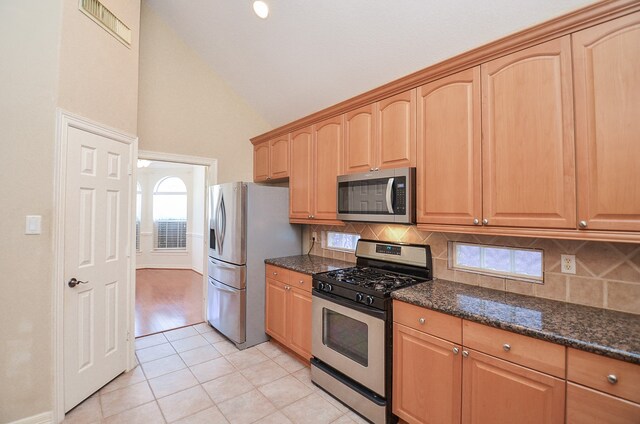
68,278,89,288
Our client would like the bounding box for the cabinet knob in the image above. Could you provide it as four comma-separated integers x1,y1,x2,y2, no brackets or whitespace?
462,350,469,358
503,343,511,352
453,347,459,355
418,317,425,325
374,167,379,171
299,280,304,284
370,168,374,172
473,218,480,225
482,218,489,225
311,215,315,219
579,220,588,228
607,374,618,385
273,272,277,275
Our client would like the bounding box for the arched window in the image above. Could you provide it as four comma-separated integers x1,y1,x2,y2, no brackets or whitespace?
153,177,187,249
136,182,142,251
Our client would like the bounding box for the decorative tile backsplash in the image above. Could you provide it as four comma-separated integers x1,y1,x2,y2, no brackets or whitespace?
304,224,640,315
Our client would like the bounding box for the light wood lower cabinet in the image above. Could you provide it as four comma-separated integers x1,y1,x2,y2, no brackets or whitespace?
462,349,565,424
264,265,312,360
566,383,640,424
393,323,462,424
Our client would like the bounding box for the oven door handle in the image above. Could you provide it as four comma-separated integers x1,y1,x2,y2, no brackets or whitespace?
385,178,394,214
312,288,387,320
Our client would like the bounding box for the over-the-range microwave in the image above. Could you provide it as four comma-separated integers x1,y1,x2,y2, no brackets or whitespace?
337,167,416,224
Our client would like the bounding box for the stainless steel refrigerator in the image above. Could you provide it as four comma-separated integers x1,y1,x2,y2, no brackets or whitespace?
207,182,301,349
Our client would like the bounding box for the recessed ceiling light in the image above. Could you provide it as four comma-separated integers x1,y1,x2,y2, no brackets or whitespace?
253,0,269,19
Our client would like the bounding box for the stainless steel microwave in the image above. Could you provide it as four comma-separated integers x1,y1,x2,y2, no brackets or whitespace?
337,167,416,224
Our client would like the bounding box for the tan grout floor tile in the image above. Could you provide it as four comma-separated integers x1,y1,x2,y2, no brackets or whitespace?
192,322,213,334
240,359,288,386
135,333,169,350
100,381,155,418
172,406,229,424
156,385,214,423
212,339,240,355
136,343,177,364
148,368,199,399
254,410,294,424
100,366,146,395
272,352,306,373
141,354,187,379
170,334,210,353
189,356,237,383
102,401,165,424
63,396,102,423
217,389,277,424
281,393,343,424
201,371,254,404
225,346,269,370
164,326,199,342
258,375,314,409
179,344,222,366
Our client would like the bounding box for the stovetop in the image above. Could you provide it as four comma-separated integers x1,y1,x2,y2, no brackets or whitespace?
322,267,426,294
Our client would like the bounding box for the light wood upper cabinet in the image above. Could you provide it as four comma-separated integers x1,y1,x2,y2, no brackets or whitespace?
417,68,482,226
253,141,270,182
289,127,313,220
269,136,289,180
572,12,640,232
377,90,416,170
344,104,376,173
253,136,289,182
481,36,576,229
462,349,566,424
314,116,343,220
393,323,462,424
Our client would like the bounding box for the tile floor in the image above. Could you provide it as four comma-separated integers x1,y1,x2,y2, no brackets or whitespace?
63,323,369,424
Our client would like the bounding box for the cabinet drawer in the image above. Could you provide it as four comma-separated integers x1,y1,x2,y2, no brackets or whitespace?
463,320,565,378
567,382,640,424
567,348,640,403
266,265,289,284
289,271,312,293
393,300,462,344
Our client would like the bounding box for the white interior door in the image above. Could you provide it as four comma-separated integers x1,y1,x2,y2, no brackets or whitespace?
63,125,131,411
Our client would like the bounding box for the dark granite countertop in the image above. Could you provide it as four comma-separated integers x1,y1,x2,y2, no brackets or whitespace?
265,254,355,275
392,279,640,364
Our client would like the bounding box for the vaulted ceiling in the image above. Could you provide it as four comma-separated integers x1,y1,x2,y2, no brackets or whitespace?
145,0,597,128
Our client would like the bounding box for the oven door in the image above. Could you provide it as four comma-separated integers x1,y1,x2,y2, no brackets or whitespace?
312,290,386,396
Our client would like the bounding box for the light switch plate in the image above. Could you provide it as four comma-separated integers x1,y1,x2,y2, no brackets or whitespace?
25,215,42,235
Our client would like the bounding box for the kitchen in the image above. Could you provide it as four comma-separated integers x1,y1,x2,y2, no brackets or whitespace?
2,0,639,423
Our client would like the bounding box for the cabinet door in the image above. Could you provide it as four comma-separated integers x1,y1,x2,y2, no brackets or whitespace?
377,89,416,170
288,287,312,360
314,116,343,220
393,323,462,424
481,36,576,229
417,68,482,226
289,127,314,220
344,104,376,173
265,278,288,344
567,383,640,424
462,349,565,424
572,13,640,231
253,142,270,182
269,136,289,180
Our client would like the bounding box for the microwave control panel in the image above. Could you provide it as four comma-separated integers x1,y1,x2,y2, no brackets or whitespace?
395,177,406,215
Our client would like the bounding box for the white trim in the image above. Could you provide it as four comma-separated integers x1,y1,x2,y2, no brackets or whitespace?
52,109,138,423
136,264,193,270
8,411,52,424
138,150,217,169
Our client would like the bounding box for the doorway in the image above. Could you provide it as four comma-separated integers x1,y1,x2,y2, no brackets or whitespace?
134,153,215,337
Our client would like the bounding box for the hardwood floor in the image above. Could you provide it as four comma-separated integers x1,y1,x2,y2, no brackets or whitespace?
135,268,204,337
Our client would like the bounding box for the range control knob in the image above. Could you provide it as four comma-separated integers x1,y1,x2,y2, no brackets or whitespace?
355,293,364,302
365,296,374,306
317,282,325,291
325,284,333,292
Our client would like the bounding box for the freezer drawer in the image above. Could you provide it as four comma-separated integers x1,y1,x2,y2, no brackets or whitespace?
208,257,246,290
207,278,246,344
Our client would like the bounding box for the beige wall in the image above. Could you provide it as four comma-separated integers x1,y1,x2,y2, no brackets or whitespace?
0,1,141,421
305,224,640,315
137,2,271,184
58,0,140,135
0,1,62,422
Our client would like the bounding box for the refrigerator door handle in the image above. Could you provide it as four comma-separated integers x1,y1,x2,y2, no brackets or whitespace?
220,194,227,251
215,193,224,253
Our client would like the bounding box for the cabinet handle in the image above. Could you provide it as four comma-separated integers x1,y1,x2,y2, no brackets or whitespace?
473,218,480,225
462,350,469,358
607,374,618,385
482,218,489,225
453,347,459,355
579,220,588,228
503,343,511,352
418,317,425,325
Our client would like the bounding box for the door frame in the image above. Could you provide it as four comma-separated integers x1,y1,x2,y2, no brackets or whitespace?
52,109,138,423
136,149,217,331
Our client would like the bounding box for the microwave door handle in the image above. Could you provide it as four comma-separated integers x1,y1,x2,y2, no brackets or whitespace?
386,178,395,213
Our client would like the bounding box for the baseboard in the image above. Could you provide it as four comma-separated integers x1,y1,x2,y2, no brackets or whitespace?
8,411,53,424
136,265,191,270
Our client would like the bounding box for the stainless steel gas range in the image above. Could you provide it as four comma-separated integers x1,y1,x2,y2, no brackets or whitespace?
310,239,433,424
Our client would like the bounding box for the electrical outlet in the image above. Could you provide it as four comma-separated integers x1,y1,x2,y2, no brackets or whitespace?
561,254,576,274
312,231,317,241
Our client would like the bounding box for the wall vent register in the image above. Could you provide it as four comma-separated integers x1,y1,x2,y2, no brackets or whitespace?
79,0,132,46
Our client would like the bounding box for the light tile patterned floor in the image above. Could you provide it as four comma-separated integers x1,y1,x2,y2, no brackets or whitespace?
63,323,369,424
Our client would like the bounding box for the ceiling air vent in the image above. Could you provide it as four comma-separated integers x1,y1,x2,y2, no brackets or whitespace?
79,0,132,47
